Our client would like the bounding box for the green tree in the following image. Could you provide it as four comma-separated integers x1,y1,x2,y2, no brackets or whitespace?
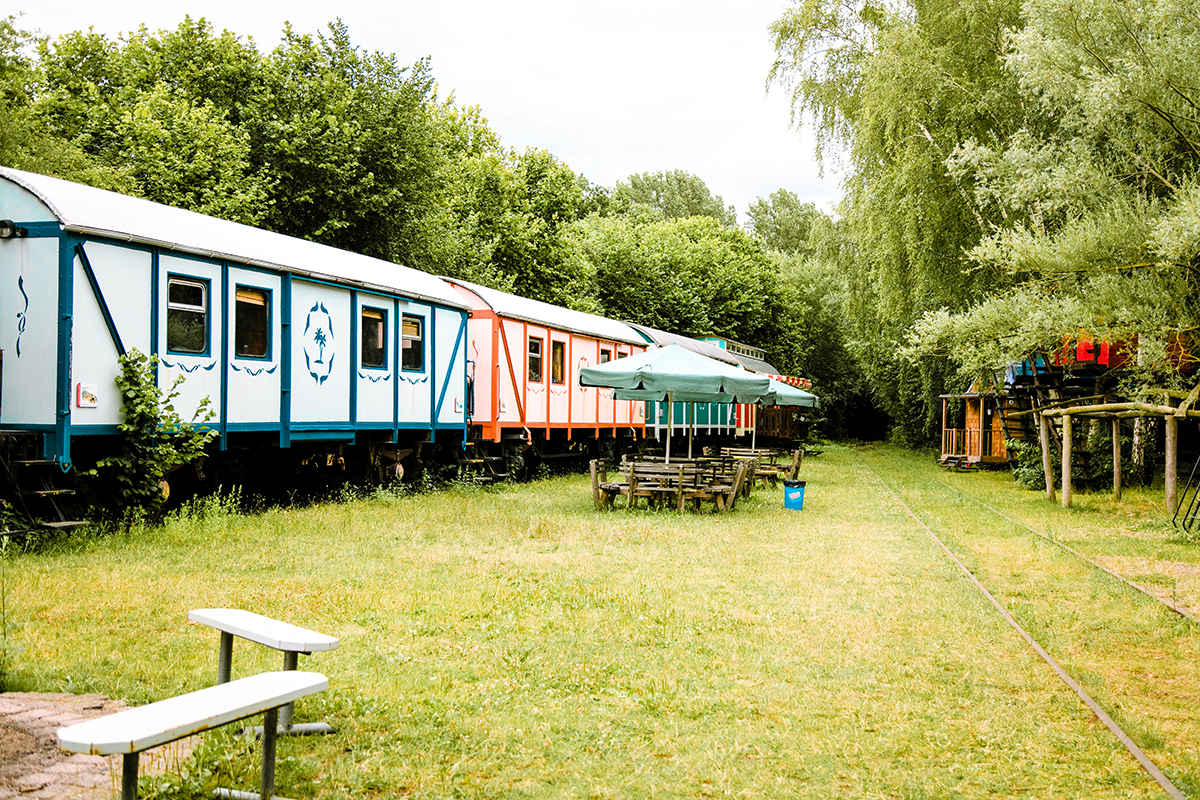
114,82,268,224
578,214,776,343
33,19,268,215
434,102,595,309
0,17,132,189
773,247,879,438
746,188,827,256
770,0,1028,443
909,0,1200,385
613,170,738,226
250,21,446,268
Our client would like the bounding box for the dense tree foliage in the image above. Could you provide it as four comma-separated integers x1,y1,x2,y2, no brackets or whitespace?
578,215,777,341
612,170,739,227
770,0,1028,442
0,18,132,189
772,0,1200,443
745,188,826,257
909,0,1200,389
1,13,865,438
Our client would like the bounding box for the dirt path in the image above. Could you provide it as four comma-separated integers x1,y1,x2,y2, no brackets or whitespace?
0,692,192,800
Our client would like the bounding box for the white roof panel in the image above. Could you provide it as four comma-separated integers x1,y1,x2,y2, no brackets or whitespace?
0,167,466,309
445,278,645,345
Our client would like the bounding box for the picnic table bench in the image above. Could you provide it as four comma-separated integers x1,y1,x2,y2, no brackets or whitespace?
590,457,750,512
57,670,327,800
715,447,803,488
189,608,338,735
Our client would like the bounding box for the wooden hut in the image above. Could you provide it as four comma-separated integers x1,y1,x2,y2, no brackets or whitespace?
939,386,1009,467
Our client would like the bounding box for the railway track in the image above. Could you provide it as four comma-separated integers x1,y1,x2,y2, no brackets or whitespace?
858,449,1194,799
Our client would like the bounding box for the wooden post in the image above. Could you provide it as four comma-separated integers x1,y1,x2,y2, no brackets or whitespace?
1132,416,1149,486
1039,412,1056,503
1111,418,1122,501
1061,413,1073,508
590,459,601,509
1166,414,1178,514
941,398,948,459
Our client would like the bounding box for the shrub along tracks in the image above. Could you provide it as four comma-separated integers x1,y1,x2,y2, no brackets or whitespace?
860,446,1199,798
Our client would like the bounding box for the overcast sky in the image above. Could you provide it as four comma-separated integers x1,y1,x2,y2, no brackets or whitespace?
14,1,842,221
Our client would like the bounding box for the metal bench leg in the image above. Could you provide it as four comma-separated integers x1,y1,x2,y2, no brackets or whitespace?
279,652,298,730
218,631,234,684
212,710,284,796
253,652,334,737
122,752,139,800
261,707,278,800
215,708,287,800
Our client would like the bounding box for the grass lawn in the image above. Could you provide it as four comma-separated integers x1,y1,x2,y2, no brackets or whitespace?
4,444,1198,798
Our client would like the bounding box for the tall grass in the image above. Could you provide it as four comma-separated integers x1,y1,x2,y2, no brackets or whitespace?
7,447,1193,798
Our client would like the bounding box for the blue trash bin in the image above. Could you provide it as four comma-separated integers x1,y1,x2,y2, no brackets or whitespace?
784,479,806,510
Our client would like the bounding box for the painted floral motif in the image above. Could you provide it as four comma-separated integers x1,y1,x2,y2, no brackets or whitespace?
15,276,28,357
302,302,336,384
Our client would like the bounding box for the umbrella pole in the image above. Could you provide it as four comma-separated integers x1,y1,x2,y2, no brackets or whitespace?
666,393,673,464
751,404,757,449
688,403,694,459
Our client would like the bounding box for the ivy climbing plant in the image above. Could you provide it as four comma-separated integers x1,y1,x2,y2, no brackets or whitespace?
84,349,217,518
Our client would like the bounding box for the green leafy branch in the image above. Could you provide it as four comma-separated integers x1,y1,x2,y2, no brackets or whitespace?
82,349,217,518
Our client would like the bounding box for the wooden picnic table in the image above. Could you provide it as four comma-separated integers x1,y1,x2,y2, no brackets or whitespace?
712,447,803,488
590,457,751,512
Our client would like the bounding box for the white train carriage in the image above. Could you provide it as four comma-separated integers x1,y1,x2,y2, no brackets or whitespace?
0,167,470,471
443,278,648,464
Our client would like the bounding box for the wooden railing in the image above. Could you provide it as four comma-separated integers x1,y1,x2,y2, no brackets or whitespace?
942,428,998,460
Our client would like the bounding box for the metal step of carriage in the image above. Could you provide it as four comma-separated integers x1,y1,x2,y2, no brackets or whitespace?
0,442,88,534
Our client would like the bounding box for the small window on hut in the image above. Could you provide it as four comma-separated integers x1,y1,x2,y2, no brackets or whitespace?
599,348,611,364
234,287,270,359
401,314,424,371
551,341,565,384
528,337,543,382
167,276,208,354
361,307,387,369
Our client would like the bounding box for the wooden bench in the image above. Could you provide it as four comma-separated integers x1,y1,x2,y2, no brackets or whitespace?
717,447,803,488
57,670,327,800
189,608,338,735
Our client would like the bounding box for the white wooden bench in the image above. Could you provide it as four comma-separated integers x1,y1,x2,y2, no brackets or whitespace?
189,608,338,735
57,670,327,800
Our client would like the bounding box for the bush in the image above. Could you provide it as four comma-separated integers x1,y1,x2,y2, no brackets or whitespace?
81,349,217,519
1009,438,1049,491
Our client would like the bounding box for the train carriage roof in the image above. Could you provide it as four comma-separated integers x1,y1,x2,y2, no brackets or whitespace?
725,352,778,374
0,167,467,310
623,322,745,368
443,277,646,346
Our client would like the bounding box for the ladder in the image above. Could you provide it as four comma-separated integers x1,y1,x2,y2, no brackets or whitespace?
1173,452,1200,533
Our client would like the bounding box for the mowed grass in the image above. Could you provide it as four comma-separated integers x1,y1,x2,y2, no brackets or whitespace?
5,446,1193,798
860,446,1200,797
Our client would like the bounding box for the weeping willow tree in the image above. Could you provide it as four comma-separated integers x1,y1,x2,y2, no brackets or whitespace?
769,0,1028,443
905,0,1200,394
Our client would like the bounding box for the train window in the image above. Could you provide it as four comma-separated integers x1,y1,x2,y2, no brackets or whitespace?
166,276,208,354
528,337,543,382
234,287,270,359
599,348,611,363
361,307,387,369
401,314,423,371
551,341,565,384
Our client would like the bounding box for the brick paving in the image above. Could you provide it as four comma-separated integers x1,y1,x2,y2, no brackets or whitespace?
0,693,193,800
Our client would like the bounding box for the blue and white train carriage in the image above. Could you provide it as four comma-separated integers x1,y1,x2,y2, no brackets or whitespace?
0,167,470,479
